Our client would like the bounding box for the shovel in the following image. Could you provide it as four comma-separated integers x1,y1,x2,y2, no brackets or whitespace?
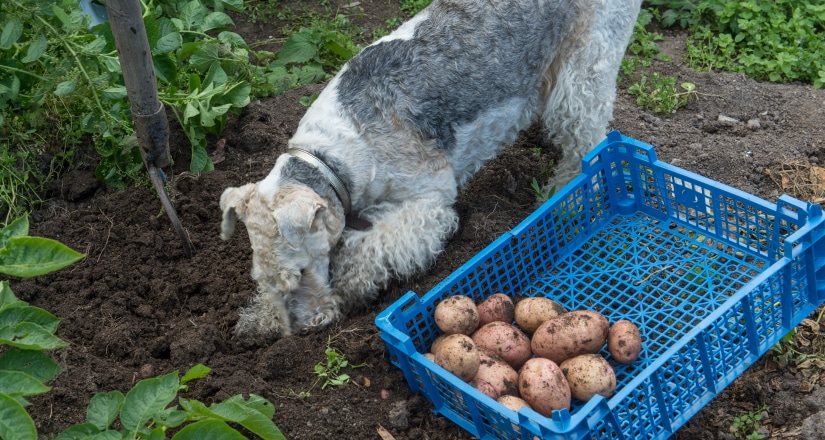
104,0,193,258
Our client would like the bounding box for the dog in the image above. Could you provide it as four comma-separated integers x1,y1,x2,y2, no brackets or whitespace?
220,0,641,345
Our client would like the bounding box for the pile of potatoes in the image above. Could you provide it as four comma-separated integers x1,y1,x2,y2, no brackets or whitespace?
425,293,643,417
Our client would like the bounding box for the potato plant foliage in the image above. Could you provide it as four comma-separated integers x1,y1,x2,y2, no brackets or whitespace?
0,216,285,440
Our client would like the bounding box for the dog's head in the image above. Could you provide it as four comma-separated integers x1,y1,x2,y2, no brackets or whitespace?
220,183,345,292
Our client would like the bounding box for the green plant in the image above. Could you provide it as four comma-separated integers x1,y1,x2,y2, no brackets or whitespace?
647,0,825,88
0,215,84,439
55,364,286,440
730,404,768,440
620,8,668,78
530,177,554,202
627,72,696,114
312,337,364,390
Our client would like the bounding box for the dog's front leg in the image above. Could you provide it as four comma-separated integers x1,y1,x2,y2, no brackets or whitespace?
234,284,293,346
329,198,460,312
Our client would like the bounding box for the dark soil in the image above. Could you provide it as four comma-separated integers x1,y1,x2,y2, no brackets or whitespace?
13,2,825,439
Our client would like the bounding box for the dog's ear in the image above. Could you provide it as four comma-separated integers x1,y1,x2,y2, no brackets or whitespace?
274,199,327,248
219,184,255,240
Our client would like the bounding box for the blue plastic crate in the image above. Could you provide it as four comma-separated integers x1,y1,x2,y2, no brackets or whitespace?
375,131,825,440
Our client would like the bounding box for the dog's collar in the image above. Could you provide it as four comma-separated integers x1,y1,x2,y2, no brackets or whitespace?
286,148,352,215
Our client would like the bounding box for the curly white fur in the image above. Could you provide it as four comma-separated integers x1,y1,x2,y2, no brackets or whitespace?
221,0,641,344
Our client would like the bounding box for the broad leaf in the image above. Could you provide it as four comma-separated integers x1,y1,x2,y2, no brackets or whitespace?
190,145,212,173
202,12,234,32
225,394,276,418
180,364,210,385
153,54,178,85
278,32,316,64
102,86,128,100
54,79,78,97
86,391,125,431
120,372,180,436
21,35,48,63
221,82,251,108
0,216,29,248
0,17,23,50
0,370,50,397
0,282,26,312
0,236,85,277
0,305,62,333
154,31,183,55
0,348,62,383
0,392,37,440
54,422,101,440
171,419,246,440
0,322,69,350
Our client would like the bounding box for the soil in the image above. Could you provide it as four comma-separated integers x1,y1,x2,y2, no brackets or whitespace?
11,2,825,439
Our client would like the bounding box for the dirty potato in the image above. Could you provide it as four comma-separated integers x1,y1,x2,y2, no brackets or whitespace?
433,333,481,382
608,319,642,364
514,297,568,334
518,357,571,416
473,348,520,397
471,321,532,369
435,295,480,335
531,310,609,364
477,293,516,326
559,354,617,401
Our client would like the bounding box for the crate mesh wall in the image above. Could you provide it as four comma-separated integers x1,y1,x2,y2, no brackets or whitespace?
376,132,825,440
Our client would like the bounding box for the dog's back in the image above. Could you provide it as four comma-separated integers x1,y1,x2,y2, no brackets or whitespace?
315,0,641,187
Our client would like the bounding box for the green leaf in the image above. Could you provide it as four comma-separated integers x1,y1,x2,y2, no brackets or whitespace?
0,348,62,383
0,17,23,50
54,79,78,97
154,32,183,55
218,32,247,48
0,370,50,397
82,37,107,56
86,391,125,430
51,4,72,28
54,422,101,440
171,419,246,440
225,394,276,419
21,35,48,63
190,145,212,173
0,322,69,350
0,216,29,247
120,372,180,436
180,364,210,385
278,32,317,64
100,56,122,73
221,82,251,108
203,63,228,87
0,236,84,277
0,305,62,333
153,54,178,85
0,392,37,440
0,282,25,312
211,400,285,440
102,86,128,100
202,12,234,32
180,0,208,31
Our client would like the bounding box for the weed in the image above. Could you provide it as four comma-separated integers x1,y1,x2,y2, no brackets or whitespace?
627,73,697,114
620,8,668,79
730,405,768,440
647,0,825,88
312,337,365,390
530,177,555,202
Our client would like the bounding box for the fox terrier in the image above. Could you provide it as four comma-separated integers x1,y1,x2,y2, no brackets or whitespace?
220,0,641,344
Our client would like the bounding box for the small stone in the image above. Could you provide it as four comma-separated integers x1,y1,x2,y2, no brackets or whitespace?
139,364,155,378
747,118,761,129
718,114,740,124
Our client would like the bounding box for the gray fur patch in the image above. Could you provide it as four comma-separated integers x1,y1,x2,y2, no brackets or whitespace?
336,0,575,151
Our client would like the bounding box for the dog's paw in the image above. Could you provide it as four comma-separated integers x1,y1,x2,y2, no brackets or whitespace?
233,302,290,346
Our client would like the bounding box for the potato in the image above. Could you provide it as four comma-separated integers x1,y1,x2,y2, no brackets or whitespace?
518,357,571,416
473,348,519,397
497,395,533,413
423,352,436,362
477,293,515,326
608,319,642,364
435,295,480,335
469,378,499,400
514,297,568,334
471,321,532,369
530,310,609,364
433,333,480,382
560,354,617,401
